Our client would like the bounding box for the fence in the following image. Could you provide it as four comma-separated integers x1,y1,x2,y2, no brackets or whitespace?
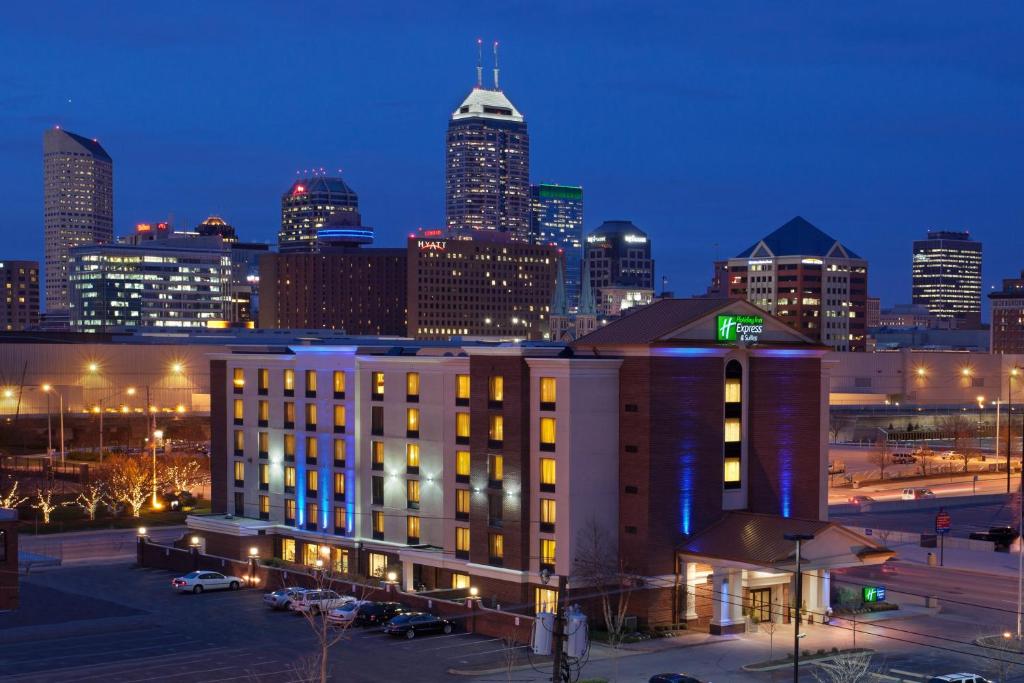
0,455,89,486
136,539,534,643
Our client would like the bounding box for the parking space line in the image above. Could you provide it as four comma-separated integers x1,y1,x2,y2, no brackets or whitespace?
397,634,495,651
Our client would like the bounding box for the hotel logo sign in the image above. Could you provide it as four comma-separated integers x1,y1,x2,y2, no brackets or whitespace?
716,314,764,344
417,240,447,252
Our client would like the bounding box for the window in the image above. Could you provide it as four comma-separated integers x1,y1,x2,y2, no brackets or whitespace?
258,494,269,519
488,493,503,527
304,543,320,566
540,417,556,451
232,368,244,392
281,538,296,562
540,539,556,569
368,552,387,578
331,547,349,573
305,369,317,397
724,458,741,485
539,498,556,532
257,368,269,395
258,400,269,426
406,372,420,402
258,464,269,491
488,415,503,446
258,431,268,457
407,479,420,509
456,450,471,483
372,371,384,399
455,412,470,444
455,527,470,558
724,360,743,490
333,405,346,433
488,375,504,407
233,399,244,424
371,441,384,470
233,461,244,487
283,368,295,395
535,587,558,614
456,489,470,520
488,533,504,564
306,470,318,494
371,406,383,436
451,573,470,589
333,371,345,398
725,377,741,403
284,499,296,525
305,436,318,463
407,515,420,543
334,472,346,500
306,502,318,530
305,403,317,430
540,377,556,409
540,458,556,492
284,401,295,428
406,408,420,437
284,466,296,493
406,443,420,473
456,374,470,406
371,476,384,506
372,510,384,539
334,506,347,533
233,430,244,455
284,433,295,461
333,438,346,467
488,455,503,487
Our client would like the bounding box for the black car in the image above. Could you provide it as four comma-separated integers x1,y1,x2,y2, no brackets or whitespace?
357,602,410,627
969,526,1019,551
649,675,707,683
383,612,454,639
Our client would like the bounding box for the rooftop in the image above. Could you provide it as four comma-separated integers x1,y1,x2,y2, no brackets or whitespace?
572,298,730,346
283,176,358,199
451,87,524,123
736,216,861,260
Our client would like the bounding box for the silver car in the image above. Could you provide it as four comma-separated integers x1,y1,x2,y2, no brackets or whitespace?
263,587,307,610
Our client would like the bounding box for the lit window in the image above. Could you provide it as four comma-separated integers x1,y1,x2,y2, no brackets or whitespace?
407,479,420,506
540,417,556,449
456,489,470,515
489,454,503,482
281,538,296,562
258,431,268,454
456,450,471,477
368,552,387,578
725,378,741,403
334,507,347,531
536,587,558,614
258,400,269,422
284,466,296,489
406,372,420,399
334,472,345,495
372,510,384,534
372,441,385,468
233,430,244,452
259,494,269,514
540,539,556,567
724,418,741,443
489,376,504,403
233,461,244,483
407,515,420,540
489,533,504,560
724,458,741,483
451,573,470,589
283,369,295,392
406,443,420,469
334,405,346,430
540,377,556,406
540,498,556,525
284,498,296,523
233,399,244,420
489,415,504,443
407,408,420,434
232,368,244,388
540,458,556,487
306,470,318,493
456,527,470,553
456,374,470,402
456,412,470,439
333,371,345,395
303,541,320,566
305,370,317,394
333,438,345,464
259,464,269,486
305,436,318,459
305,403,317,428
284,434,295,458
372,371,384,397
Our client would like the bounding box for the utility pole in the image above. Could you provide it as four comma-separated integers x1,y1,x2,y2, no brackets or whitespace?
785,532,815,683
1009,368,1018,494
550,573,568,683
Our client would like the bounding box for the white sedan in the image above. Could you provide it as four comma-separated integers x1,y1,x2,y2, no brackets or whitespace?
172,571,244,594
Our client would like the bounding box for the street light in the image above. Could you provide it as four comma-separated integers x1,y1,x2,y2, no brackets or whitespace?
42,384,65,464
152,428,164,509
87,362,99,374
784,532,816,683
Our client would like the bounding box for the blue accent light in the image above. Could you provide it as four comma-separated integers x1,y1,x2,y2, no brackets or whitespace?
679,439,696,535
346,471,355,534
775,373,797,517
753,349,819,357
654,347,723,357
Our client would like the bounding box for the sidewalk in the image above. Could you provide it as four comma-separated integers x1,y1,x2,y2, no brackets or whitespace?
890,539,1021,577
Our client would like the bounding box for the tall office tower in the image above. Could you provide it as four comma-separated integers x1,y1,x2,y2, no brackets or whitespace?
531,184,583,310
584,220,655,316
912,230,983,328
0,260,40,330
445,44,530,240
43,127,113,313
989,270,1024,354
278,175,360,253
196,215,238,243
717,216,868,351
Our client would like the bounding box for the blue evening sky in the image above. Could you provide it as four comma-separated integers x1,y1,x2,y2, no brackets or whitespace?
1,2,1021,311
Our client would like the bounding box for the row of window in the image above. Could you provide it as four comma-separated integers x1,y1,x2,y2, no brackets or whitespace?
233,431,347,464
233,400,345,432
234,368,345,398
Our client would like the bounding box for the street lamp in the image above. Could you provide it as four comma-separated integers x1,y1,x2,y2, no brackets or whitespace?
152,428,164,509
42,384,65,464
784,532,816,683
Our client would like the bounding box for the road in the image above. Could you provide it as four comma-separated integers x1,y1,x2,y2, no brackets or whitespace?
19,526,186,565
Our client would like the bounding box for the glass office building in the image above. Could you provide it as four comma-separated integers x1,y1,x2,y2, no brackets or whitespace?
531,184,583,311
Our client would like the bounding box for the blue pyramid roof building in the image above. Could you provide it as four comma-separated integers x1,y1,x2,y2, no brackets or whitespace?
736,216,861,260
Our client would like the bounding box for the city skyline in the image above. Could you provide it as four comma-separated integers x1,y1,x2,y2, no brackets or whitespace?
1,3,1021,312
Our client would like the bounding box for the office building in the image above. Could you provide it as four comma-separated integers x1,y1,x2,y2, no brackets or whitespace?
0,261,40,331
912,230,982,328
279,175,360,253
717,216,869,351
530,184,583,310
258,249,407,334
228,241,268,325
193,297,885,630
584,221,655,316
67,237,231,332
990,270,1024,354
445,59,530,240
43,127,114,313
866,297,880,328
878,304,948,329
196,216,238,243
407,232,559,340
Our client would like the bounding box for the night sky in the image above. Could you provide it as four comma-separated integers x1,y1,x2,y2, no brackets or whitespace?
2,2,1021,312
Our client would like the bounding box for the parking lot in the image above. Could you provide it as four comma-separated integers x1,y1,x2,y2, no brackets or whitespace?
0,563,516,682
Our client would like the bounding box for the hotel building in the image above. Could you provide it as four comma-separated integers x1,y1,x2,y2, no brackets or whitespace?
194,298,886,630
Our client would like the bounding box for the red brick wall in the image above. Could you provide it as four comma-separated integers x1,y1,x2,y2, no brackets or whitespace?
210,359,227,514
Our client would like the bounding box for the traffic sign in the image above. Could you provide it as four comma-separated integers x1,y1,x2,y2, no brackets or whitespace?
935,509,951,535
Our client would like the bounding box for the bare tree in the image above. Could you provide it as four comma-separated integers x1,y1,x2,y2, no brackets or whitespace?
107,454,152,517
938,413,976,472
298,561,371,683
762,603,780,661
573,518,638,648
73,481,109,521
916,449,935,477
160,454,210,495
867,438,893,481
0,478,28,509
977,633,1024,683
810,652,874,683
32,485,64,524
829,416,848,444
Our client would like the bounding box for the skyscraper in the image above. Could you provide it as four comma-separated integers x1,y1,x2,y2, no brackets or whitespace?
43,127,113,313
912,230,983,328
445,43,530,240
584,220,655,316
278,175,360,253
531,184,583,310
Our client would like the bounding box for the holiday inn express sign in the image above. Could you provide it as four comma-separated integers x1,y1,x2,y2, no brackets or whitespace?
716,314,765,343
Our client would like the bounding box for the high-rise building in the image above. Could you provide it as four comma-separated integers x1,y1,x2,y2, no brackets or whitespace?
68,237,231,332
530,184,583,310
196,216,238,243
279,175,360,253
258,249,407,334
912,230,983,328
407,231,559,340
43,127,113,313
0,260,40,331
584,221,655,316
718,216,868,351
990,270,1024,354
445,52,530,240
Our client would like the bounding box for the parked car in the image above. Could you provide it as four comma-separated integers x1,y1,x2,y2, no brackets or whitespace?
846,495,875,506
327,600,371,627
649,675,708,683
171,571,243,594
928,675,992,683
290,589,354,616
383,612,454,638
828,460,846,475
892,452,917,464
357,601,410,627
263,587,307,610
901,487,935,500
968,526,1019,551
940,451,961,461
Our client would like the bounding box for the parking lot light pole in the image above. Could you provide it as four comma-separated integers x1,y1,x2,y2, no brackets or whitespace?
249,547,259,585
785,532,815,683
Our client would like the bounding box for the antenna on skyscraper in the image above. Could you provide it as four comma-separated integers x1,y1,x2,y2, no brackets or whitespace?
476,38,483,88
493,41,500,90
